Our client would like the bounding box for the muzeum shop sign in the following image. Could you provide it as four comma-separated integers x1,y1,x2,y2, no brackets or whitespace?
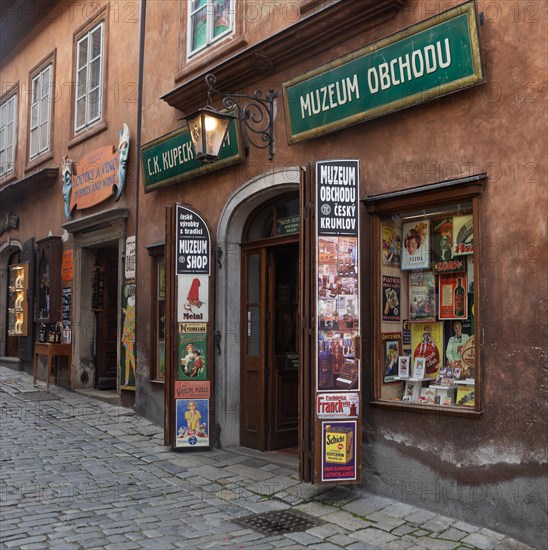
283,1,484,143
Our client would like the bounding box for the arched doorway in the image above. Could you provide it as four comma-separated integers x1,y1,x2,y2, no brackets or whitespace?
240,193,299,451
215,166,302,450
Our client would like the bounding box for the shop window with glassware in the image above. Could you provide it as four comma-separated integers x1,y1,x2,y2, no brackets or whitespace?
366,178,484,413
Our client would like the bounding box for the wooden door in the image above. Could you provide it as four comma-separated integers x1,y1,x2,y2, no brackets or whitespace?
240,242,299,451
267,244,299,450
240,248,268,449
95,248,118,389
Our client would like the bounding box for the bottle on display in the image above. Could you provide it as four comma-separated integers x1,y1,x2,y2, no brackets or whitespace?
331,339,343,375
54,324,61,344
48,324,56,343
39,323,46,343
319,341,333,389
454,277,465,317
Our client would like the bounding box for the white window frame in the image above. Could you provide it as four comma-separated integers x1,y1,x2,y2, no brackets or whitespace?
0,93,17,177
30,64,52,159
187,0,235,57
75,21,104,132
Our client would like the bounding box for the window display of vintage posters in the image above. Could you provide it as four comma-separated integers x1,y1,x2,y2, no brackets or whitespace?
321,421,357,482
382,276,400,322
408,270,436,322
316,160,360,393
381,221,401,267
452,214,474,256
432,218,465,273
439,272,468,319
120,283,136,390
382,332,401,383
401,220,430,270
411,322,444,379
175,398,209,448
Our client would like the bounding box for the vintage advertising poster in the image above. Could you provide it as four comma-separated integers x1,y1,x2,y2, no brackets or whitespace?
176,205,211,275
452,214,474,256
175,398,209,448
178,275,209,322
411,322,444,379
322,421,357,482
317,393,359,419
177,331,207,380
432,218,465,273
317,235,359,392
401,220,430,270
381,221,401,267
439,273,468,319
408,270,436,322
120,284,136,390
382,332,402,383
175,380,211,400
382,276,400,322
402,319,412,354
443,319,473,375
125,235,136,280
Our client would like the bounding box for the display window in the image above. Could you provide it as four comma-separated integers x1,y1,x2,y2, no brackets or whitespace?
365,177,484,414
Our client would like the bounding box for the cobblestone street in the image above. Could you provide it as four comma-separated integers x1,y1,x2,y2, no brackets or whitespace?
0,367,535,550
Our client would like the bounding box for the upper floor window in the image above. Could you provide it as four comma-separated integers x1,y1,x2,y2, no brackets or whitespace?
0,91,17,176
188,0,234,56
30,64,53,159
75,21,104,132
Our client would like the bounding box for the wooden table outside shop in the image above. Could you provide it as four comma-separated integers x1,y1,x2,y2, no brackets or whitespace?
33,342,72,389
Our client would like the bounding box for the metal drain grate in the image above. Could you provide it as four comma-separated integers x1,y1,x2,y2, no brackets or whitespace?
234,509,324,535
19,391,58,401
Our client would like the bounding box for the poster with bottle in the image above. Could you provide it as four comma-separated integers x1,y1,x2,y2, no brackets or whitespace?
432,217,465,273
439,273,468,319
411,322,444,379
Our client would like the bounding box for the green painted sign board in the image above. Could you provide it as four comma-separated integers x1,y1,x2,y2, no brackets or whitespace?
141,117,243,192
283,1,484,144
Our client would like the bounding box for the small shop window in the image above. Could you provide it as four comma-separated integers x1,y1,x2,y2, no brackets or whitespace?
188,0,235,57
365,177,484,414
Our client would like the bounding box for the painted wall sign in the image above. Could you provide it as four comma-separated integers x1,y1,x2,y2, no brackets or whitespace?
176,205,211,275
121,283,136,390
283,2,483,143
62,287,71,329
322,421,357,482
141,117,243,192
66,125,129,216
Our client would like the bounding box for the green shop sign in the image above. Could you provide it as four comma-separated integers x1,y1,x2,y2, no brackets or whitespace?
283,1,484,144
141,116,243,192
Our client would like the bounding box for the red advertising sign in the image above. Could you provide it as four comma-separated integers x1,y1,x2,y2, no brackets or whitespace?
175,380,211,400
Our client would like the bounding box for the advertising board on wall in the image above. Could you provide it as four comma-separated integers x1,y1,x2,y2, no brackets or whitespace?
316,159,361,483
174,204,212,450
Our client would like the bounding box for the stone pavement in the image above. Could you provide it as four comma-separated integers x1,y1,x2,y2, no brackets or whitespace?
0,366,535,550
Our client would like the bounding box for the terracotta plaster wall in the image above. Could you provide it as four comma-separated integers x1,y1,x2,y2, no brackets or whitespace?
0,1,141,243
